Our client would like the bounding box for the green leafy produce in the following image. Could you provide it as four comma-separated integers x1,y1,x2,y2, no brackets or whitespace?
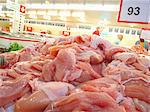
8,42,24,52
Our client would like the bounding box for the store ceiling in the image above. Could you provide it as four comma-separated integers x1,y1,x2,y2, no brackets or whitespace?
26,0,119,4
0,0,149,28
0,0,120,4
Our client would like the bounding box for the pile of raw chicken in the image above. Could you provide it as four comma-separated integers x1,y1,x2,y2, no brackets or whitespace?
0,35,150,112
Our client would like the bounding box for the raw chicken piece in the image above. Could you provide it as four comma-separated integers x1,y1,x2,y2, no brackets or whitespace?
39,43,52,55
90,35,112,50
121,98,150,112
74,61,101,83
0,47,39,68
0,76,30,106
132,57,150,74
133,98,150,112
102,60,150,82
91,63,102,75
29,80,75,96
0,53,19,68
3,60,45,78
53,48,77,81
105,46,128,61
44,92,125,112
123,78,150,103
54,37,72,45
76,50,104,64
9,59,51,79
74,35,85,44
18,48,33,62
49,45,64,57
113,52,137,64
6,69,21,78
31,61,44,72
13,61,34,74
49,43,83,58
78,78,124,103
15,81,75,112
120,97,138,112
74,35,91,46
2,41,103,83
41,61,55,81
15,90,50,112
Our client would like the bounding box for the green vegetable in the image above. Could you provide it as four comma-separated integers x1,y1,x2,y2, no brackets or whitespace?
8,42,24,52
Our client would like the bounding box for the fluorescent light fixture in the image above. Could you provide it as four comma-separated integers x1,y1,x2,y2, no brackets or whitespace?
26,4,119,11
37,11,46,15
29,14,37,19
59,11,71,17
72,11,85,17
47,11,58,16
43,15,51,20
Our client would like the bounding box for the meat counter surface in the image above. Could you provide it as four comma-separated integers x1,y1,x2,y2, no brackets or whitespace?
0,35,149,112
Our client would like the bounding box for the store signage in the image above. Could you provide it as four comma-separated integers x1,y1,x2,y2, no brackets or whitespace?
6,0,26,33
118,0,150,24
140,28,150,41
62,31,70,36
12,13,25,33
20,5,26,14
27,27,32,32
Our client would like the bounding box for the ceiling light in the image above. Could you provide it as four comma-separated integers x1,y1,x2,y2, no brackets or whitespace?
59,11,71,17
47,11,58,16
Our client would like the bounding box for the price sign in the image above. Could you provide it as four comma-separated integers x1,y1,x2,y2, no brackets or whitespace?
20,5,26,14
118,0,150,24
140,28,150,41
6,0,26,33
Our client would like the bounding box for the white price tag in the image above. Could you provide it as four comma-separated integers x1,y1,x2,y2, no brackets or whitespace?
141,29,150,41
118,0,150,24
